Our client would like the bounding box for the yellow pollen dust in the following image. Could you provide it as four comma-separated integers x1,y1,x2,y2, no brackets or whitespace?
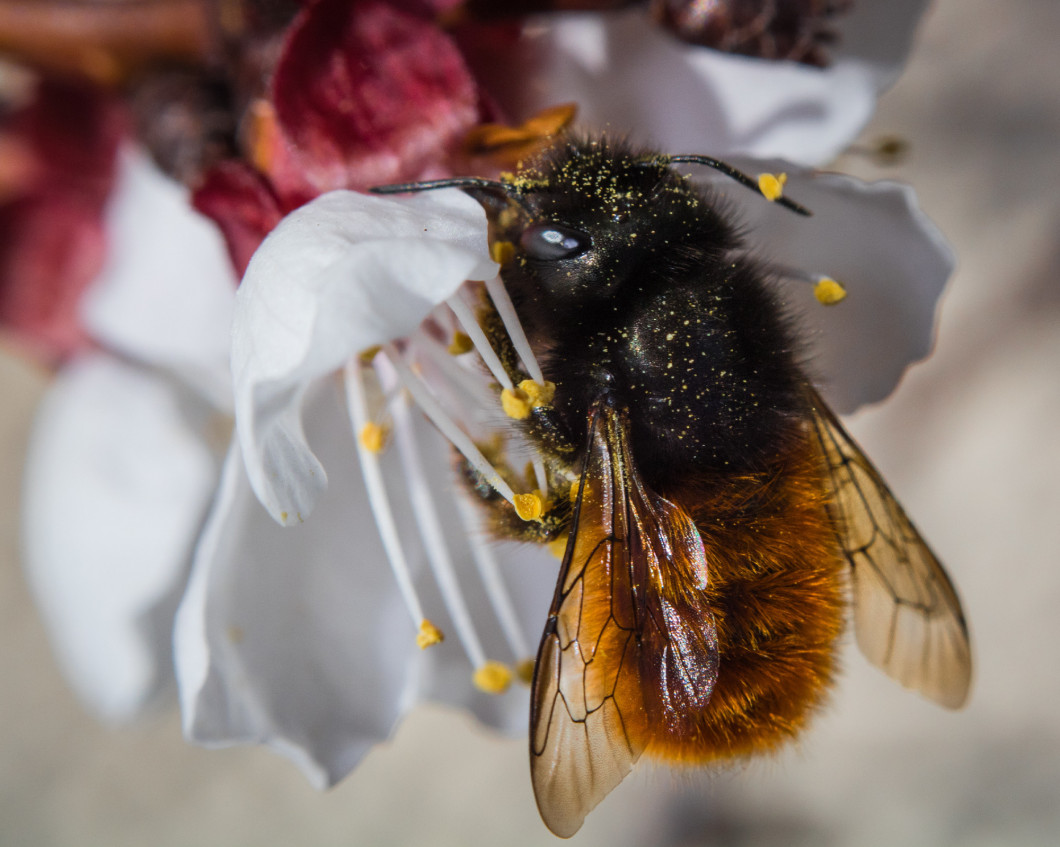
490,240,516,265
814,277,848,305
757,172,788,202
514,490,549,521
515,658,536,686
473,661,513,694
359,422,390,454
568,479,581,501
447,331,473,355
548,533,569,559
416,619,444,649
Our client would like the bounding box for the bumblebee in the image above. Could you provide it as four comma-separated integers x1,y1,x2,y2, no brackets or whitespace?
375,136,971,837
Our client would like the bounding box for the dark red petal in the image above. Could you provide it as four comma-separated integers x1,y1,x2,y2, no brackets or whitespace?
270,0,479,193
0,78,125,362
192,160,285,277
0,196,102,361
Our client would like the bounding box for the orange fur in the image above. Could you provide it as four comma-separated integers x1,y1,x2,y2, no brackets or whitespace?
645,432,845,762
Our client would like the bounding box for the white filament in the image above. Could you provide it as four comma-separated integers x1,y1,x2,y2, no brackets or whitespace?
391,396,487,669
456,496,532,662
484,274,546,385
384,342,517,506
446,293,514,391
343,362,425,627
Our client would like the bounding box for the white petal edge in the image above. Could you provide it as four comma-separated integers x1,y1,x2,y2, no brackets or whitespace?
232,188,497,525
709,160,955,413
177,385,427,786
529,1,933,166
21,354,219,721
80,145,238,411
175,382,555,785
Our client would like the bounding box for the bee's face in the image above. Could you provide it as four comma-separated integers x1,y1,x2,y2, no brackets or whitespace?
493,143,735,303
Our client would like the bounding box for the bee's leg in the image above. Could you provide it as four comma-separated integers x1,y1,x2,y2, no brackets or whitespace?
456,450,571,545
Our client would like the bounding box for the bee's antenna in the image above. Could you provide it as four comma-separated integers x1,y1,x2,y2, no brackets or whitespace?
370,177,531,215
667,155,812,217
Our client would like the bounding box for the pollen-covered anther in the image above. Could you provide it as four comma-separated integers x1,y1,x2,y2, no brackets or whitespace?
757,172,788,202
515,490,549,521
519,378,555,408
473,660,513,694
568,479,581,501
814,276,848,305
416,619,444,649
359,422,390,453
548,533,569,559
490,240,516,265
501,385,532,419
447,331,473,355
516,658,536,686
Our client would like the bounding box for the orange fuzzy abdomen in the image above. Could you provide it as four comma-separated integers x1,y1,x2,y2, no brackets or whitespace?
648,434,846,763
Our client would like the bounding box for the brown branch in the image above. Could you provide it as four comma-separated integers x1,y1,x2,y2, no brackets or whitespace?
0,0,216,85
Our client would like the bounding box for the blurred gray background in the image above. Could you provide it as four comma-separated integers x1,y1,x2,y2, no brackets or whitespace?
2,0,1058,844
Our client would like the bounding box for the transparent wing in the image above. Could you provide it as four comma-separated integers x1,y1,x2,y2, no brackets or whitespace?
530,401,718,837
808,389,972,708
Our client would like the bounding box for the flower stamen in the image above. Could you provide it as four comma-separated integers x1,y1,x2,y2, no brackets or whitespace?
771,263,849,305
446,293,515,391
473,660,513,694
416,619,444,648
343,362,433,639
455,497,534,667
391,395,498,673
383,342,518,507
484,275,546,386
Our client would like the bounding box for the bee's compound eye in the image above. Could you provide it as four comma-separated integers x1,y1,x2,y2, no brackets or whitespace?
519,222,592,261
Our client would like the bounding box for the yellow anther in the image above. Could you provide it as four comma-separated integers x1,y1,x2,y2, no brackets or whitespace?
547,534,569,559
515,658,536,686
518,379,555,407
447,331,473,355
416,619,444,649
814,276,848,305
757,172,788,202
473,660,513,694
490,240,516,265
359,422,390,454
501,386,532,419
514,490,547,521
358,344,382,363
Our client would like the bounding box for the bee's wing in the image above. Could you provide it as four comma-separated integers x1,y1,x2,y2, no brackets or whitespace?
530,402,719,838
808,389,972,708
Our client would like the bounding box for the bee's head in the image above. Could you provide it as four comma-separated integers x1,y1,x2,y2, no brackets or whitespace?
370,136,809,304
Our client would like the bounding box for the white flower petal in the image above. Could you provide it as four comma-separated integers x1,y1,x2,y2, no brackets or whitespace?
175,384,553,784
175,394,420,787
715,161,954,412
531,2,933,165
232,189,497,524
81,146,238,410
22,354,219,721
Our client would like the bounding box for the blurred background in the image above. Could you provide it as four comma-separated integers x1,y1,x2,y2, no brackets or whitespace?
2,0,1058,844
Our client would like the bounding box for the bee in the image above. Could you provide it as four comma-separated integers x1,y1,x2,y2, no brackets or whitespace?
373,137,971,837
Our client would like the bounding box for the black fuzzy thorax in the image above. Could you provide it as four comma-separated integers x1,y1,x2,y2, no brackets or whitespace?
497,138,807,488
